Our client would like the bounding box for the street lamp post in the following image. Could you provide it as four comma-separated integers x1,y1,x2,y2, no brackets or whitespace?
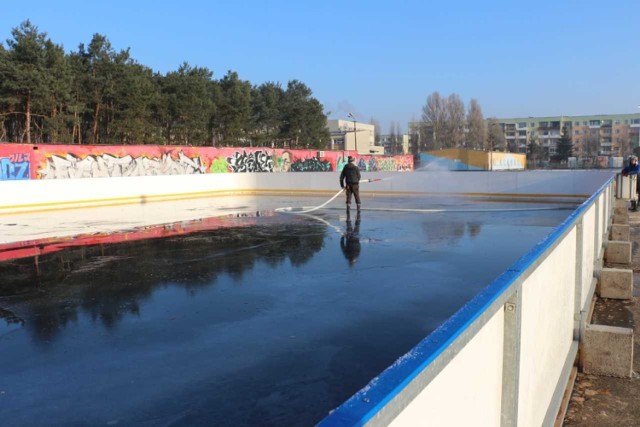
636,106,640,154
348,112,357,153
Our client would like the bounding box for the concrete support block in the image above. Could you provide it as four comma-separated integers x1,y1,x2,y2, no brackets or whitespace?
614,205,627,216
610,224,630,241
599,268,633,300
612,214,628,225
604,241,631,264
582,324,633,378
614,198,628,208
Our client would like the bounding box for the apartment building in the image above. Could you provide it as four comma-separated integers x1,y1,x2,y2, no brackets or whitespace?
326,120,384,154
495,114,640,157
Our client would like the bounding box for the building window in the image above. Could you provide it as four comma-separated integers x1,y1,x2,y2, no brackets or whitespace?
574,121,580,125
575,130,580,135
615,129,620,134
614,120,621,124
589,120,600,126
632,119,640,125
530,122,535,127
603,120,612,125
583,121,588,125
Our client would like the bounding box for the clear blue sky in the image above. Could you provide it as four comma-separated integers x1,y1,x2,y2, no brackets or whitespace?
2,0,639,133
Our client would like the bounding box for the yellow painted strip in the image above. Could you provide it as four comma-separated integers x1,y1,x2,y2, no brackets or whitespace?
0,189,259,210
0,188,588,216
0,188,342,211
0,193,256,216
360,190,589,199
0,191,332,216
472,198,582,205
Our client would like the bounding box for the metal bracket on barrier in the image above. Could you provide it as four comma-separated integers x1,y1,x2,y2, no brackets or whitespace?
501,294,522,427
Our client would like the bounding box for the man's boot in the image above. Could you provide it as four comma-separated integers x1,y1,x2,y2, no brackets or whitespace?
631,200,637,211
356,204,361,211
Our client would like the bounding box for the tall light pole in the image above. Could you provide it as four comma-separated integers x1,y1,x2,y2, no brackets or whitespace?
636,106,640,154
348,112,357,153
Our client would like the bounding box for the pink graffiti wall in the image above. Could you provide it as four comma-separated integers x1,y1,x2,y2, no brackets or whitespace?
0,143,413,180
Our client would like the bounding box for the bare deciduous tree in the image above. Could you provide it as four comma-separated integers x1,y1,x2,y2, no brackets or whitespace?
486,118,507,152
389,120,401,155
466,99,485,150
618,137,631,157
444,94,465,148
526,130,542,169
583,129,600,157
421,91,446,150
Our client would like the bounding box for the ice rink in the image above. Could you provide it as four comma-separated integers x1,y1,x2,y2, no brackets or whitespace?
0,195,576,426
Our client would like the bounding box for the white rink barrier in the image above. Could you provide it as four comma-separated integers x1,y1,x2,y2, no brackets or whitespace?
319,173,615,427
0,170,615,214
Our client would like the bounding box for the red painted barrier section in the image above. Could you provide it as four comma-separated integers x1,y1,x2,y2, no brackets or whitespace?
0,212,269,262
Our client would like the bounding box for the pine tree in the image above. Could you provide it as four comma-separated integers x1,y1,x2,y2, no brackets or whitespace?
1,21,52,143
553,126,573,163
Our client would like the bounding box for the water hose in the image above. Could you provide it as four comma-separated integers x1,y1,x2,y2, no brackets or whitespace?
275,179,384,214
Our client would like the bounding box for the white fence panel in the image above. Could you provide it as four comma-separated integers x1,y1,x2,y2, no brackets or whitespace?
389,310,504,427
518,229,576,426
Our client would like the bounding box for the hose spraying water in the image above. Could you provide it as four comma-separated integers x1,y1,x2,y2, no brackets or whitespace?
274,178,385,214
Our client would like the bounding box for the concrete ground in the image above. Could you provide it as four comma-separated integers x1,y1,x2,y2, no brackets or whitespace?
564,208,640,426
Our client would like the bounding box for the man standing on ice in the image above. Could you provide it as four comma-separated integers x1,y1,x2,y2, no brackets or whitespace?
340,156,361,210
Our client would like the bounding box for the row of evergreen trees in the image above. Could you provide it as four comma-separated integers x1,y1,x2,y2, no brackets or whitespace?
0,21,330,147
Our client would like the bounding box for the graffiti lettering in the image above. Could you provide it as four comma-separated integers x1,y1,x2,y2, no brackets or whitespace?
0,157,30,180
290,157,332,172
9,153,29,163
227,150,274,173
0,144,413,180
376,158,396,171
39,152,206,179
493,155,524,171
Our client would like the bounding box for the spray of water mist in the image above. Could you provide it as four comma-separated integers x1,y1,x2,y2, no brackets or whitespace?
415,159,455,172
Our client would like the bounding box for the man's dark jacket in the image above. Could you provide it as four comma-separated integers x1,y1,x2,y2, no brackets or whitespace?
340,162,361,187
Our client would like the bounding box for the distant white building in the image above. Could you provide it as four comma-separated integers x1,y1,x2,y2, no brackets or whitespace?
326,120,384,155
